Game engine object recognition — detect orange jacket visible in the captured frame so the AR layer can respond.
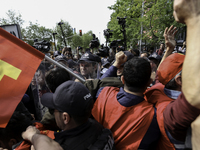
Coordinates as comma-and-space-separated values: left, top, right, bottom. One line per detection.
92, 87, 154, 150
145, 83, 175, 150
15, 122, 55, 150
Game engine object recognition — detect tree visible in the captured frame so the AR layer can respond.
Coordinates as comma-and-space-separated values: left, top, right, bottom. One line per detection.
0, 10, 97, 52
0, 10, 53, 49
54, 20, 73, 48
23, 21, 53, 46
71, 34, 83, 50
107, 0, 186, 50
0, 10, 24, 27
82, 31, 94, 49
0, 10, 26, 40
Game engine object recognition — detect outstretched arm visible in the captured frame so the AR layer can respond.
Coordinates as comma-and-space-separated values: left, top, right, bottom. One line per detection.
100, 51, 127, 79
22, 126, 63, 150
157, 25, 177, 70
173, 1, 200, 149
174, 0, 200, 109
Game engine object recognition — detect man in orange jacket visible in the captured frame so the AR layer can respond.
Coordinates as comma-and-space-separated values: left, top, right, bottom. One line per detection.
145, 5, 200, 148
92, 51, 160, 150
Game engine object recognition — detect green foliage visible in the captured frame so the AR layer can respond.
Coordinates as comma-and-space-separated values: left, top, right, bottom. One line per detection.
54, 20, 73, 47
0, 10, 53, 47
0, 10, 95, 52
23, 22, 53, 46
82, 31, 94, 49
71, 34, 83, 49
107, 0, 186, 49
0, 10, 24, 27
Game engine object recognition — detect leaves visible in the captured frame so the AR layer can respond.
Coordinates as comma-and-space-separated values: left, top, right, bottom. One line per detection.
54, 20, 73, 47
107, 0, 186, 49
0, 10, 24, 27
23, 21, 53, 46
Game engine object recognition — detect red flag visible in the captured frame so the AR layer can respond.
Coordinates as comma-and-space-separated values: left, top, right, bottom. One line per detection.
0, 27, 45, 128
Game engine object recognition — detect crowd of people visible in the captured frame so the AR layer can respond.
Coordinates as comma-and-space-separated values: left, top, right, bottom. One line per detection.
1, 0, 200, 150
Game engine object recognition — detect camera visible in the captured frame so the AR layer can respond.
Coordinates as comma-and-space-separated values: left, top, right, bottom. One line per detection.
117, 17, 126, 26
33, 39, 51, 53
117, 46, 125, 52
104, 29, 113, 39
90, 34, 100, 49
96, 45, 109, 57
110, 39, 123, 48
78, 46, 83, 50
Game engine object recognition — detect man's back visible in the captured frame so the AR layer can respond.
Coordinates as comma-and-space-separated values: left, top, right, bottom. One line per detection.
92, 86, 159, 150
54, 118, 114, 150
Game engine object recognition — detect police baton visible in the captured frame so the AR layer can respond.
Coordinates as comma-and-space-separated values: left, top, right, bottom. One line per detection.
44, 55, 85, 83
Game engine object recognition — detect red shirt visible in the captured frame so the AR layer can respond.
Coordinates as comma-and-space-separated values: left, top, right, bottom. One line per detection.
145, 83, 175, 150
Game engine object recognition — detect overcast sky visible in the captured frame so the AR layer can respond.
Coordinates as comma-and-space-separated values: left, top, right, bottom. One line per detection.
0, 0, 116, 44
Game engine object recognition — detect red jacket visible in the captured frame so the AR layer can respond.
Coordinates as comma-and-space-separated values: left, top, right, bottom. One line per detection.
92, 87, 154, 150
145, 83, 175, 150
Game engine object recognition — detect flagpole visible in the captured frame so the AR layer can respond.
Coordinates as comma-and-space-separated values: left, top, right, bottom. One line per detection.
44, 55, 86, 83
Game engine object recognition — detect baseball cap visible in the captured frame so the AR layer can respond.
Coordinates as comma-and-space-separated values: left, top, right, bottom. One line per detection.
41, 81, 93, 116
124, 51, 134, 61
101, 58, 111, 67
79, 52, 101, 63
55, 55, 68, 62
149, 52, 162, 62
67, 59, 78, 68
157, 53, 185, 85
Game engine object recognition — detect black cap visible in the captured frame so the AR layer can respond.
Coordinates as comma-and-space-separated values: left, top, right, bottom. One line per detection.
55, 55, 68, 62
149, 52, 162, 62
101, 58, 110, 67
67, 59, 78, 68
132, 49, 140, 56
124, 51, 134, 61
79, 52, 101, 63
41, 81, 93, 116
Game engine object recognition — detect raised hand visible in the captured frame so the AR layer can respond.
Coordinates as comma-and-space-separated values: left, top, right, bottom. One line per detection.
163, 25, 178, 49
113, 51, 127, 68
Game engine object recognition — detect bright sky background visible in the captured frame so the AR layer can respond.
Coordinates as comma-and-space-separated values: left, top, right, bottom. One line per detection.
0, 0, 116, 45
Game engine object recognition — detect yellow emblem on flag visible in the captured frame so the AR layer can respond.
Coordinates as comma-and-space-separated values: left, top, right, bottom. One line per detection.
0, 60, 22, 81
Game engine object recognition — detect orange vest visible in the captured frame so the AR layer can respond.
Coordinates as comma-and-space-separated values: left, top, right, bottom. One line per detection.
92, 87, 154, 150
15, 122, 55, 150
145, 83, 175, 150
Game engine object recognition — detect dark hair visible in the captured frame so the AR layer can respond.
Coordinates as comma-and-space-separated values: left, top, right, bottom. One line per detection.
132, 49, 140, 56
150, 58, 160, 67
123, 57, 151, 92
63, 46, 71, 52
45, 67, 71, 93
0, 111, 33, 142
160, 43, 165, 50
